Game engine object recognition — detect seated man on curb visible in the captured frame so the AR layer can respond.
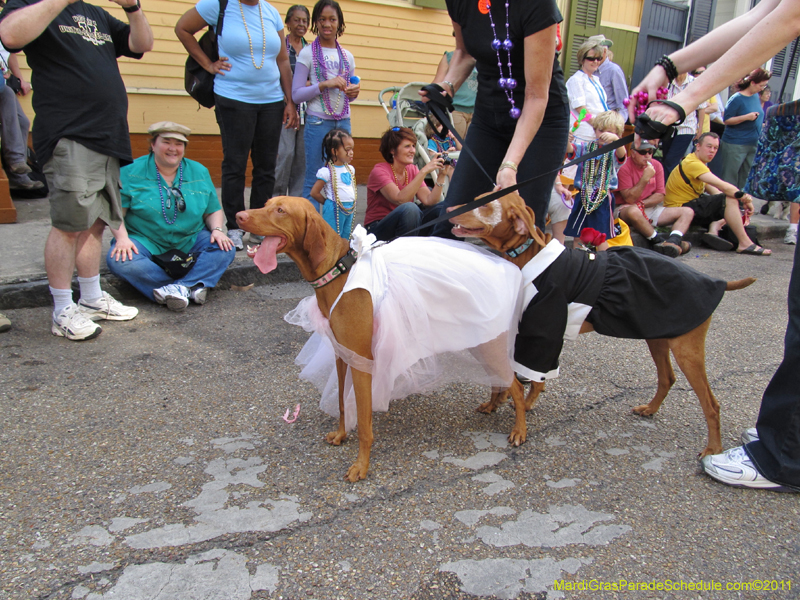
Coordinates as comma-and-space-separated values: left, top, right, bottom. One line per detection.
664, 132, 771, 256
616, 140, 694, 257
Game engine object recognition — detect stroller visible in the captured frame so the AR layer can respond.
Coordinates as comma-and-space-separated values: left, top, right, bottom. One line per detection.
379, 82, 458, 194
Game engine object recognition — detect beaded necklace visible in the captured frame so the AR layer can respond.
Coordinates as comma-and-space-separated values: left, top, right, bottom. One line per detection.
580, 141, 613, 215
239, 0, 266, 70
155, 162, 184, 225
312, 38, 350, 119
483, 0, 520, 119
328, 161, 356, 237
391, 165, 409, 188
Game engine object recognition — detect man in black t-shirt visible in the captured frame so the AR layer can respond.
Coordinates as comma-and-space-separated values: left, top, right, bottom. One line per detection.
0, 0, 153, 340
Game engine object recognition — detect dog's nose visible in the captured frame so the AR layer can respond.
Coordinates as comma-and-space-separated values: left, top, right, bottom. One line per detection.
235, 211, 249, 226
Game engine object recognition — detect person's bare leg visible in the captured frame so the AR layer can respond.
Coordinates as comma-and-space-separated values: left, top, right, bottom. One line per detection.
619, 205, 655, 238
707, 218, 725, 236
551, 219, 566, 244
725, 197, 771, 253
75, 219, 106, 278
657, 206, 694, 235
45, 227, 81, 289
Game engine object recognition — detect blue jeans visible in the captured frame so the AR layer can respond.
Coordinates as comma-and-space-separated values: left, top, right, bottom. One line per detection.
746, 237, 800, 490
302, 114, 351, 209
214, 95, 285, 230
106, 230, 235, 302
660, 133, 694, 179
432, 101, 569, 237
366, 202, 445, 242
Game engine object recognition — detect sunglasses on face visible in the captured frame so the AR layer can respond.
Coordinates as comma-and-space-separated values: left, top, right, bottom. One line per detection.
633, 148, 655, 155
584, 56, 602, 62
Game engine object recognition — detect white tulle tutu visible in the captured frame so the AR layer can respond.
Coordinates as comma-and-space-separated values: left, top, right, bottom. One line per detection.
284, 226, 523, 431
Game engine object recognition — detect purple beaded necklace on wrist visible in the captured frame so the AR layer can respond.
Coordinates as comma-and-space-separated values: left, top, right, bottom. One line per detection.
312, 38, 350, 119
486, 0, 520, 119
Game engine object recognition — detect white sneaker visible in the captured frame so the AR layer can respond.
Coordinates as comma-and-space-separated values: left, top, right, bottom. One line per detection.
741, 427, 759, 445
701, 446, 794, 491
78, 291, 138, 321
189, 286, 208, 305
228, 229, 244, 250
785, 228, 797, 245
52, 304, 102, 341
153, 284, 190, 312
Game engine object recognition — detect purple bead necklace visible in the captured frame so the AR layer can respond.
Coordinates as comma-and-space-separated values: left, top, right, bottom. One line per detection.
487, 1, 520, 119
312, 38, 351, 119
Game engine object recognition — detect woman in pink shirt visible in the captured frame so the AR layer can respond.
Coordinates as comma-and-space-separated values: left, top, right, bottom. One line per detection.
365, 127, 446, 241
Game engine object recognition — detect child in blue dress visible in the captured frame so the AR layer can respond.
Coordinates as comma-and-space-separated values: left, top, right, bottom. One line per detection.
310, 129, 357, 238
564, 110, 627, 250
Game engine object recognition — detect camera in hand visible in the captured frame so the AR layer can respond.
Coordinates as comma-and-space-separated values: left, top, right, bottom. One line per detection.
442, 153, 453, 166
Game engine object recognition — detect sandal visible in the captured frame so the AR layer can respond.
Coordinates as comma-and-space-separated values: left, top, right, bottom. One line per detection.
701, 232, 734, 251
736, 244, 772, 256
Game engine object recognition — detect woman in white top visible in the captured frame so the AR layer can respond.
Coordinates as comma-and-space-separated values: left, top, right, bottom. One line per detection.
565, 39, 608, 142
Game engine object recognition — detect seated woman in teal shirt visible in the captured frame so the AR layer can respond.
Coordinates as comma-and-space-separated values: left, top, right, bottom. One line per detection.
107, 122, 235, 312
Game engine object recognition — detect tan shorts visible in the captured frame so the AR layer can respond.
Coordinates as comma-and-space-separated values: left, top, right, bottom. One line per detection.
43, 138, 123, 232
548, 186, 572, 223
450, 111, 473, 139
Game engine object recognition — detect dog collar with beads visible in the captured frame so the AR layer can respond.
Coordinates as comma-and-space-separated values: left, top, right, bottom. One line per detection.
309, 250, 357, 289
506, 238, 533, 258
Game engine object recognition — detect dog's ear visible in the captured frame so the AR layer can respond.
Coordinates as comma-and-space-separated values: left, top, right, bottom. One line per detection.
507, 205, 530, 236
303, 208, 329, 271
531, 225, 548, 247
509, 202, 548, 247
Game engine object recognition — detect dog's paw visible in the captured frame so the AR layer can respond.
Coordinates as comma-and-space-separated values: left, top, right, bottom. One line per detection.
632, 404, 657, 417
475, 401, 500, 414
326, 430, 347, 446
345, 462, 368, 483
508, 428, 527, 447
698, 445, 722, 458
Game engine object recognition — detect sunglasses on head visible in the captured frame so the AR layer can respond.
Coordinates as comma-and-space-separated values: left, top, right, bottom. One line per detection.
584, 56, 602, 62
391, 127, 401, 132
634, 148, 655, 155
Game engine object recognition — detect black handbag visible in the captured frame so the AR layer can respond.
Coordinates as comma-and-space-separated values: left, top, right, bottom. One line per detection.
152, 249, 199, 279
5, 73, 22, 95
184, 0, 228, 109
1, 53, 22, 95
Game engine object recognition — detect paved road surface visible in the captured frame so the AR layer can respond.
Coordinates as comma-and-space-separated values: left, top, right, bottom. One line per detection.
1, 243, 798, 600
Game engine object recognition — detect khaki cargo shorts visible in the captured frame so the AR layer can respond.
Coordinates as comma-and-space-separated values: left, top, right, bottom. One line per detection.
43, 138, 124, 232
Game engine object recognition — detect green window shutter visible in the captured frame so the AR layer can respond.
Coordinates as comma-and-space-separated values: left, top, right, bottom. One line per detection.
564, 0, 603, 79
414, 0, 447, 9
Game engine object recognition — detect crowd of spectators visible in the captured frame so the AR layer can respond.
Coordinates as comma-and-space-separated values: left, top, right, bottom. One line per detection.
0, 0, 795, 342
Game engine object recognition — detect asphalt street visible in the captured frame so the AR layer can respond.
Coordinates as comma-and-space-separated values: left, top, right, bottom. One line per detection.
1, 236, 799, 600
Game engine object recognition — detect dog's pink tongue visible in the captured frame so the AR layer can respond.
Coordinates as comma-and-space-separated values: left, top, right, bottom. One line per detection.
253, 236, 281, 274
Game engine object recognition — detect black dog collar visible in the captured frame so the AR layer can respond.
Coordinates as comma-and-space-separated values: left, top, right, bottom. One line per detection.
309, 250, 357, 289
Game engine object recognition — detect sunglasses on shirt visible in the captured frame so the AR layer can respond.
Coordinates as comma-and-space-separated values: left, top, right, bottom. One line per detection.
166, 187, 186, 212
